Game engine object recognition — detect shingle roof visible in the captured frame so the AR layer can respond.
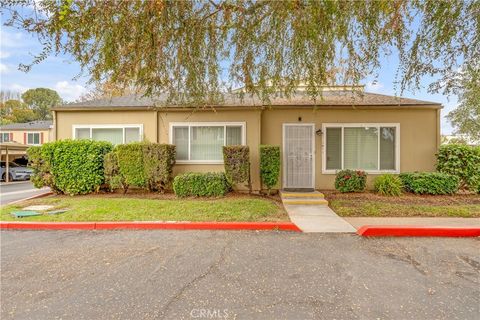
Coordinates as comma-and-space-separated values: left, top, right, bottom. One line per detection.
57, 90, 441, 109
0, 120, 53, 130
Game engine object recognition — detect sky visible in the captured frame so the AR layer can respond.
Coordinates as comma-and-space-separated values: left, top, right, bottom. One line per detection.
0, 16, 458, 135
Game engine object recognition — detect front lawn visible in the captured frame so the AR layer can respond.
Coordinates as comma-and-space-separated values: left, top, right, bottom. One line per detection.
1, 193, 288, 222
324, 191, 480, 218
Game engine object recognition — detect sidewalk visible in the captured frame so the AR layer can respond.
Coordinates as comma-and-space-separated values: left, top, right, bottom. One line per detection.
345, 217, 480, 229
280, 191, 356, 233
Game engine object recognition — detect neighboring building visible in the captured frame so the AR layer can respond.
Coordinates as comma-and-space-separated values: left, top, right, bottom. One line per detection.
0, 120, 53, 146
52, 86, 442, 190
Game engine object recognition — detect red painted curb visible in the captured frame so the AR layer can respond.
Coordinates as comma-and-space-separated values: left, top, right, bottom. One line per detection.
357, 225, 480, 237
0, 221, 301, 232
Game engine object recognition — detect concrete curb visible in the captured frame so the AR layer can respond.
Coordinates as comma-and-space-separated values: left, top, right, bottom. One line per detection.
357, 225, 480, 237
0, 221, 302, 232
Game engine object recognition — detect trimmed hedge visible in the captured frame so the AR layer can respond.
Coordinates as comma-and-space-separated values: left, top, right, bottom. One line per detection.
436, 144, 480, 191
115, 143, 146, 188
260, 145, 280, 195
27, 140, 113, 195
144, 144, 176, 192
374, 174, 403, 196
399, 172, 459, 195
223, 145, 251, 191
334, 170, 367, 193
104, 151, 126, 192
173, 172, 230, 197
104, 143, 176, 193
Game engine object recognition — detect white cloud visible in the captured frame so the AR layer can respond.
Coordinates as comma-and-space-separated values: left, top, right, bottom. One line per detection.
0, 50, 11, 59
54, 81, 87, 102
0, 29, 25, 48
0, 63, 8, 74
366, 81, 384, 93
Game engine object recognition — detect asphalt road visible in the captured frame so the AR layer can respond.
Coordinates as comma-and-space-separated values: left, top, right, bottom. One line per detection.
1, 231, 479, 320
0, 181, 50, 205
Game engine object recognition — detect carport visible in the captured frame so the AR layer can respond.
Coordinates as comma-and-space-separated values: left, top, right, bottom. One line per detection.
0, 142, 30, 183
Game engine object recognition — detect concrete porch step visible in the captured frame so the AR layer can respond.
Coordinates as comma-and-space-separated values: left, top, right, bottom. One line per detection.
280, 191, 328, 205
282, 199, 329, 205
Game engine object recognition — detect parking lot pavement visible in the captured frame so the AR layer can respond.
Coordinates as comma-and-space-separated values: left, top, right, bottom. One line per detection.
0, 181, 50, 205
1, 231, 479, 320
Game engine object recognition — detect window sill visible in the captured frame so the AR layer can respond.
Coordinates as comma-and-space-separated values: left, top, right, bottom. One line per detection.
322, 170, 400, 175
175, 160, 224, 165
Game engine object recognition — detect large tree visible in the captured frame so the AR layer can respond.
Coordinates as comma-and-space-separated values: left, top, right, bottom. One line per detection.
0, 99, 36, 124
21, 88, 62, 120
2, 0, 479, 105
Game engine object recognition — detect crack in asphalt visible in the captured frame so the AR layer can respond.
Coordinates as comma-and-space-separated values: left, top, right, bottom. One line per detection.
157, 238, 232, 319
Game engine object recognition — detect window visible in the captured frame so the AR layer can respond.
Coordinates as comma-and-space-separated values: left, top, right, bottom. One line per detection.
0, 133, 10, 143
323, 124, 399, 173
170, 122, 245, 163
27, 133, 40, 145
73, 125, 142, 145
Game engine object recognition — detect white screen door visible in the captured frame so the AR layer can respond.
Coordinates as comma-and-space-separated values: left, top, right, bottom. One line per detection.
283, 124, 315, 189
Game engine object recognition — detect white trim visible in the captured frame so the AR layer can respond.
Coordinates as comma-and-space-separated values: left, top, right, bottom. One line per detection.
321, 123, 400, 174
282, 123, 316, 189
26, 131, 42, 145
169, 122, 246, 164
0, 132, 11, 143
72, 124, 144, 144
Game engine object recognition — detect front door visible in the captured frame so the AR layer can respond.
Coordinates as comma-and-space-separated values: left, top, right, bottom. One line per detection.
283, 124, 315, 190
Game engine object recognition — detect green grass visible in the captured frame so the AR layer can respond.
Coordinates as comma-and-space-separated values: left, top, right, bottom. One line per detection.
1, 196, 288, 222
330, 200, 480, 218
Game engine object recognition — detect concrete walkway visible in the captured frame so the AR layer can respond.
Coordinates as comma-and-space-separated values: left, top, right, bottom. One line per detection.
345, 217, 480, 229
280, 191, 356, 233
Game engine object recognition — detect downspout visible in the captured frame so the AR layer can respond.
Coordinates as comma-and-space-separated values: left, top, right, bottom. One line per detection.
154, 110, 159, 143
52, 110, 57, 141
436, 107, 441, 149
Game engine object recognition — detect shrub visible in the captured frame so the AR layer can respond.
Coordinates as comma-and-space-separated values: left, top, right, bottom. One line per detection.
223, 145, 251, 192
436, 144, 480, 191
28, 140, 113, 195
399, 172, 459, 195
334, 170, 367, 193
173, 172, 230, 197
104, 151, 126, 192
374, 174, 403, 196
115, 143, 147, 189
259, 145, 280, 195
143, 144, 176, 192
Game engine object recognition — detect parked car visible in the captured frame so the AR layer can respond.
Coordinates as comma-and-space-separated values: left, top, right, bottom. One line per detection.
0, 162, 33, 181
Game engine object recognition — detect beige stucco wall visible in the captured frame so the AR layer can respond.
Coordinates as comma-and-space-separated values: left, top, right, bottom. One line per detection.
158, 109, 262, 191
55, 110, 159, 142
261, 107, 440, 189
54, 105, 440, 191
0, 129, 52, 145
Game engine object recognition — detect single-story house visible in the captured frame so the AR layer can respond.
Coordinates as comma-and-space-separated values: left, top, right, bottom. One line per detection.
52, 86, 441, 191
0, 120, 53, 146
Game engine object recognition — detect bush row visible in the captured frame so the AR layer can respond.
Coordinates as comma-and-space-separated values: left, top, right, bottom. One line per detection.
173, 172, 230, 197
28, 140, 113, 195
436, 144, 480, 192
105, 143, 176, 193
335, 171, 460, 195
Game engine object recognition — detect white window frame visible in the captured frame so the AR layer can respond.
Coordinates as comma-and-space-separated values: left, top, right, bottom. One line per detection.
27, 132, 41, 145
72, 124, 144, 144
169, 122, 247, 164
322, 123, 400, 174
0, 132, 10, 143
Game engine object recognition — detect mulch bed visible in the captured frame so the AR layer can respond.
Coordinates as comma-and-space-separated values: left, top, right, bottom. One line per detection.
322, 190, 480, 206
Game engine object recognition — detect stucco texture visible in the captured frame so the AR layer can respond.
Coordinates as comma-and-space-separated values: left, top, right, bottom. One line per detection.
54, 106, 440, 191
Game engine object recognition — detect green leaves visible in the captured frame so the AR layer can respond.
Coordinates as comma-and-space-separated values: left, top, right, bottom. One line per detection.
259, 145, 280, 195
28, 140, 113, 195
374, 174, 403, 196
173, 172, 230, 197
436, 144, 480, 191
335, 170, 367, 193
4, 1, 478, 104
223, 145, 250, 190
399, 172, 459, 195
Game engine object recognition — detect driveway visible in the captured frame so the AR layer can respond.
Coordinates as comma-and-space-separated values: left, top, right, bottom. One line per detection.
1, 231, 478, 319
0, 181, 50, 205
